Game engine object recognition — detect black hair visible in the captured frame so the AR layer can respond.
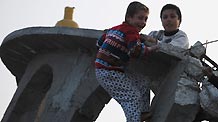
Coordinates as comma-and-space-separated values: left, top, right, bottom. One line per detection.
125, 1, 149, 22
160, 4, 182, 24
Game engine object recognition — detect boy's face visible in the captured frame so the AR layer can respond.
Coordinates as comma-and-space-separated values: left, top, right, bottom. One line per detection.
127, 10, 149, 32
161, 9, 180, 32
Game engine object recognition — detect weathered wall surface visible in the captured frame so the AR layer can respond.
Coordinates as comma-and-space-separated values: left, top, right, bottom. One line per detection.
1, 27, 217, 122
0, 27, 111, 122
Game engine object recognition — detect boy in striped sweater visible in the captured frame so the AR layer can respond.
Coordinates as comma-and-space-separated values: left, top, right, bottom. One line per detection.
95, 1, 158, 122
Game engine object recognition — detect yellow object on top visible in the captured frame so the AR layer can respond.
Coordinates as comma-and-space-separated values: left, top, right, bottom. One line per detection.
56, 7, 79, 28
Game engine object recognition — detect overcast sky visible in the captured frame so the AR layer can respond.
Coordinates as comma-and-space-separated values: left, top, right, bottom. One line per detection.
0, 0, 218, 121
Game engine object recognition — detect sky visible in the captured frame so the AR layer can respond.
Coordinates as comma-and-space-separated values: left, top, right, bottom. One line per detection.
0, 0, 218, 121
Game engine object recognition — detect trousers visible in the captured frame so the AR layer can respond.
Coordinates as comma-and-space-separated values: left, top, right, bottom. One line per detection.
95, 68, 150, 122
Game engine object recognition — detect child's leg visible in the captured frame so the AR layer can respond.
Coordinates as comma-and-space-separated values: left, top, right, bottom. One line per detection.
127, 72, 151, 112
95, 69, 143, 122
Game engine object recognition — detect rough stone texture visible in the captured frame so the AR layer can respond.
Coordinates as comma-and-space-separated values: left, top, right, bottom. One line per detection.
200, 79, 218, 118
0, 27, 103, 83
149, 56, 199, 122
190, 41, 206, 59
0, 27, 110, 122
0, 27, 218, 122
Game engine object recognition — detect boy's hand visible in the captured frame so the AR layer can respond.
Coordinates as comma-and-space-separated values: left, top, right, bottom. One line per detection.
140, 34, 157, 44
147, 36, 157, 44
147, 45, 159, 52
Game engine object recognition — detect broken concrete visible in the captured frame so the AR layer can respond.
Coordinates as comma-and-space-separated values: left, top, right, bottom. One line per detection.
0, 27, 217, 122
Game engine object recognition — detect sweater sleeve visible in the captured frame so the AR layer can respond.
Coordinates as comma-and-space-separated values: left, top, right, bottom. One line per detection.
208, 74, 218, 88
96, 33, 106, 49
126, 31, 149, 58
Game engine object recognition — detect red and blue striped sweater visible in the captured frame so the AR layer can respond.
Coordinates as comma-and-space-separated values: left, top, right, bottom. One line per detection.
95, 22, 149, 72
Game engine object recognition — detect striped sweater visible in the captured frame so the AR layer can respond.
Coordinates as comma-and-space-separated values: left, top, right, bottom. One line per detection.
95, 22, 149, 72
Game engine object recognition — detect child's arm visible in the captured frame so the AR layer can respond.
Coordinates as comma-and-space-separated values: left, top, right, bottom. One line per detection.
140, 34, 157, 44
147, 45, 159, 52
128, 41, 158, 58
126, 30, 158, 58
96, 33, 106, 50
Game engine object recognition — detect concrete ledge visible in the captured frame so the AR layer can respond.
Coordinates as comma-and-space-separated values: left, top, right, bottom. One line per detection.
0, 27, 103, 83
